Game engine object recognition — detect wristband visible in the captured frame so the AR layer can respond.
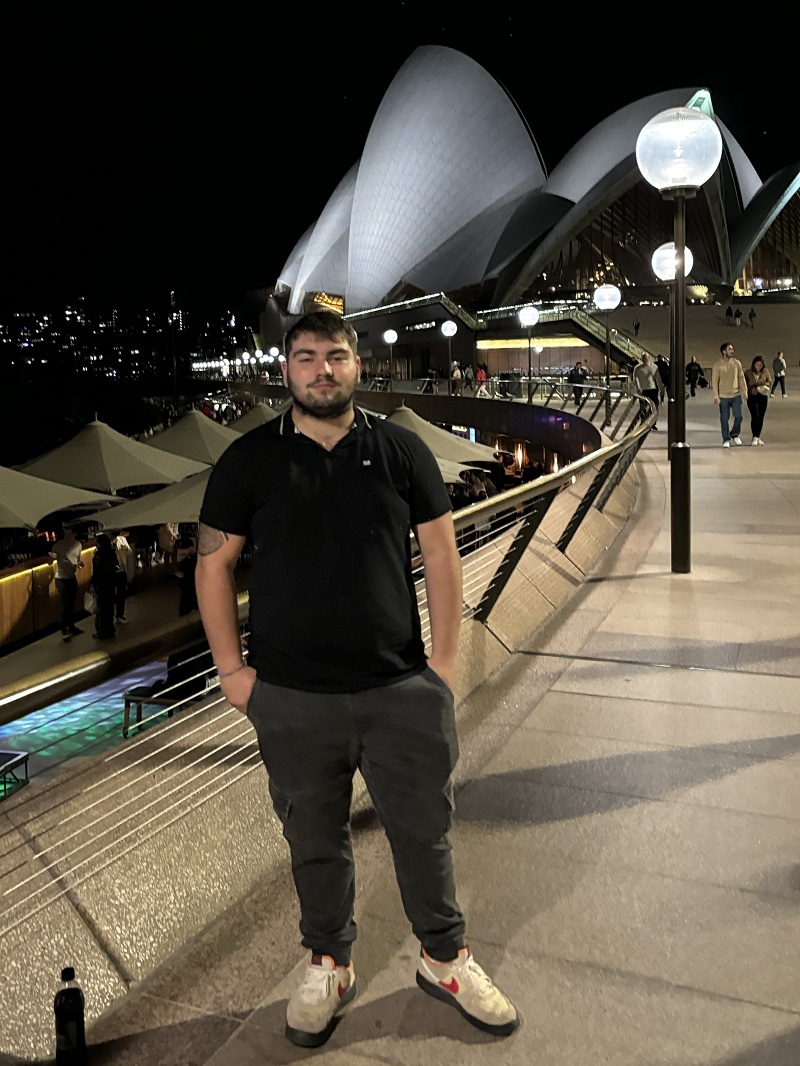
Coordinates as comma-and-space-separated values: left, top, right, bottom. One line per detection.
218, 661, 247, 679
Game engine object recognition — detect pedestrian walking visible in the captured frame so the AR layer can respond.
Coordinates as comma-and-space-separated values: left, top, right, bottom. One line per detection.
748, 307, 757, 330
475, 365, 489, 397
771, 350, 787, 396
463, 363, 474, 392
655, 353, 670, 402
734, 308, 742, 327
633, 318, 640, 337
725, 305, 733, 327
685, 355, 704, 397
196, 310, 519, 1049
90, 533, 119, 640
632, 352, 661, 429
566, 361, 588, 405
48, 525, 85, 642
744, 355, 771, 445
712, 341, 748, 447
111, 530, 132, 623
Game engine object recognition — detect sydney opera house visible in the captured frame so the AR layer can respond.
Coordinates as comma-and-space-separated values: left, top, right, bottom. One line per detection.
253, 45, 800, 377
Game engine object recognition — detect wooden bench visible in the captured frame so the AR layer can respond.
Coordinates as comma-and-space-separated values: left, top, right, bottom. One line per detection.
0, 750, 29, 797
122, 691, 179, 738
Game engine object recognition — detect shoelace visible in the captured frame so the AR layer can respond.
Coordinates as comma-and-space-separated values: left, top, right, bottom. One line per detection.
458, 958, 496, 999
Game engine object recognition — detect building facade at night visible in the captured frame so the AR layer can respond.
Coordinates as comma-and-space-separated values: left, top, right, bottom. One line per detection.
254, 45, 800, 368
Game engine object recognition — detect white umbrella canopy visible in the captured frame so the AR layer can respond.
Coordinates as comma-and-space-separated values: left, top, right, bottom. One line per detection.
82, 460, 467, 528
17, 420, 208, 495
0, 465, 120, 531
387, 403, 501, 463
145, 410, 240, 464
229, 403, 280, 434
436, 458, 473, 485
81, 470, 212, 530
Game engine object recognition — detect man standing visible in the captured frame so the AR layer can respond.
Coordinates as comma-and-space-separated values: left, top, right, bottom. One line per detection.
49, 525, 84, 642
567, 360, 588, 404
196, 311, 518, 1049
655, 353, 670, 403
771, 350, 787, 397
712, 341, 748, 447
632, 352, 661, 430
685, 356, 705, 397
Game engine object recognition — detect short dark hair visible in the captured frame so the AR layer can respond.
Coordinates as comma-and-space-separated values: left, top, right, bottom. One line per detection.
283, 312, 358, 357
720, 342, 732, 354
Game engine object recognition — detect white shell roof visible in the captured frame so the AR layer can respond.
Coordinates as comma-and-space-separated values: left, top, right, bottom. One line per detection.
345, 45, 546, 311
272, 50, 791, 310
544, 89, 701, 203
288, 164, 359, 314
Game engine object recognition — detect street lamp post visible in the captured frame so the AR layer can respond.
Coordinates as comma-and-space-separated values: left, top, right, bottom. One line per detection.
441, 320, 457, 395
535, 345, 544, 375
383, 329, 398, 393
652, 241, 695, 449
637, 105, 723, 573
593, 283, 621, 427
518, 305, 540, 402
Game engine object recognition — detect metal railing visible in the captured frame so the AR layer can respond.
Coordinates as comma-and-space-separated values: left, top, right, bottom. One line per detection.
0, 381, 656, 947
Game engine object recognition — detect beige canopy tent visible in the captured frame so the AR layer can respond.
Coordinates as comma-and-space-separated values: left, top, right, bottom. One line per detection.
387, 403, 502, 463
81, 470, 212, 530
17, 420, 208, 495
436, 458, 474, 485
229, 403, 280, 434
0, 465, 119, 531
145, 410, 240, 464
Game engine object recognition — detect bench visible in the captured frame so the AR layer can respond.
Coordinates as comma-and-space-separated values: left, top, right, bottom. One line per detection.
122, 691, 179, 737
0, 750, 29, 798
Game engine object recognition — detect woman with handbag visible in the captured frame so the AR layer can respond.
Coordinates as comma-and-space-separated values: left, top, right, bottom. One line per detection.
90, 533, 120, 639
744, 355, 772, 446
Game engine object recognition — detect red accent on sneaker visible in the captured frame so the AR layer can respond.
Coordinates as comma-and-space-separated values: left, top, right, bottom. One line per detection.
439, 977, 459, 994
338, 981, 349, 998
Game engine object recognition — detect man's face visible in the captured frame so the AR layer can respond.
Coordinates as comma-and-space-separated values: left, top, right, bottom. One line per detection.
63, 528, 75, 541
283, 331, 361, 419
723, 344, 734, 359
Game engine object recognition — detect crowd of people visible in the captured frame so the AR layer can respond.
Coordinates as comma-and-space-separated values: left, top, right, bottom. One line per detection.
631, 342, 788, 448
46, 520, 200, 642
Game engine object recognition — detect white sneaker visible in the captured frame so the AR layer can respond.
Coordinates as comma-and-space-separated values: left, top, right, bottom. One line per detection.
416, 947, 520, 1036
722, 440, 731, 448
751, 438, 759, 446
285, 955, 356, 1048
732, 436, 743, 446
757, 437, 765, 445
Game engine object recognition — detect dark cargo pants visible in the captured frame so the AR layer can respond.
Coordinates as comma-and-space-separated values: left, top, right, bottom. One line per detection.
246, 666, 465, 965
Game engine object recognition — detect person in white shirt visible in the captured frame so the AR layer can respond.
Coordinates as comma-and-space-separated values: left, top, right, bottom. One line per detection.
49, 525, 85, 642
632, 353, 661, 430
111, 531, 133, 624
770, 351, 787, 397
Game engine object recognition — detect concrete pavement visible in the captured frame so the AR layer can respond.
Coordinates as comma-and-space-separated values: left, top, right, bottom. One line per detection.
49, 370, 800, 1065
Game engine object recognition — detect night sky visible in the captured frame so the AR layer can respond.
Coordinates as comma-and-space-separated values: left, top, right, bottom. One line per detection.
3, 10, 797, 316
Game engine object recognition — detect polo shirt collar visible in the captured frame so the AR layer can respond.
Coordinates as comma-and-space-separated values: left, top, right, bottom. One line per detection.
278, 405, 373, 438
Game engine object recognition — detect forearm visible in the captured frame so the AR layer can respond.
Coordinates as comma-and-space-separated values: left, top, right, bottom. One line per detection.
195, 560, 244, 672
423, 549, 463, 665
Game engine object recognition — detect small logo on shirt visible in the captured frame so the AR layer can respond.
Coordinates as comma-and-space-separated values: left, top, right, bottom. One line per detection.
362, 460, 371, 466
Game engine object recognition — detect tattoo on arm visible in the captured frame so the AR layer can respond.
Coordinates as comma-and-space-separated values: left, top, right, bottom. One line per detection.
198, 524, 231, 556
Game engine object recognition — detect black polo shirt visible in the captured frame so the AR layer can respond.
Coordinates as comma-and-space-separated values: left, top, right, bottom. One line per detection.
199, 406, 452, 692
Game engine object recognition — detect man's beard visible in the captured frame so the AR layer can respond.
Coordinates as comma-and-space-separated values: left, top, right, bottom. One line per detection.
287, 375, 357, 419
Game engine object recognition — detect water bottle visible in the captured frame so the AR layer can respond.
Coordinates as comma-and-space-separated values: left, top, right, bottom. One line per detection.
54, 966, 87, 1064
